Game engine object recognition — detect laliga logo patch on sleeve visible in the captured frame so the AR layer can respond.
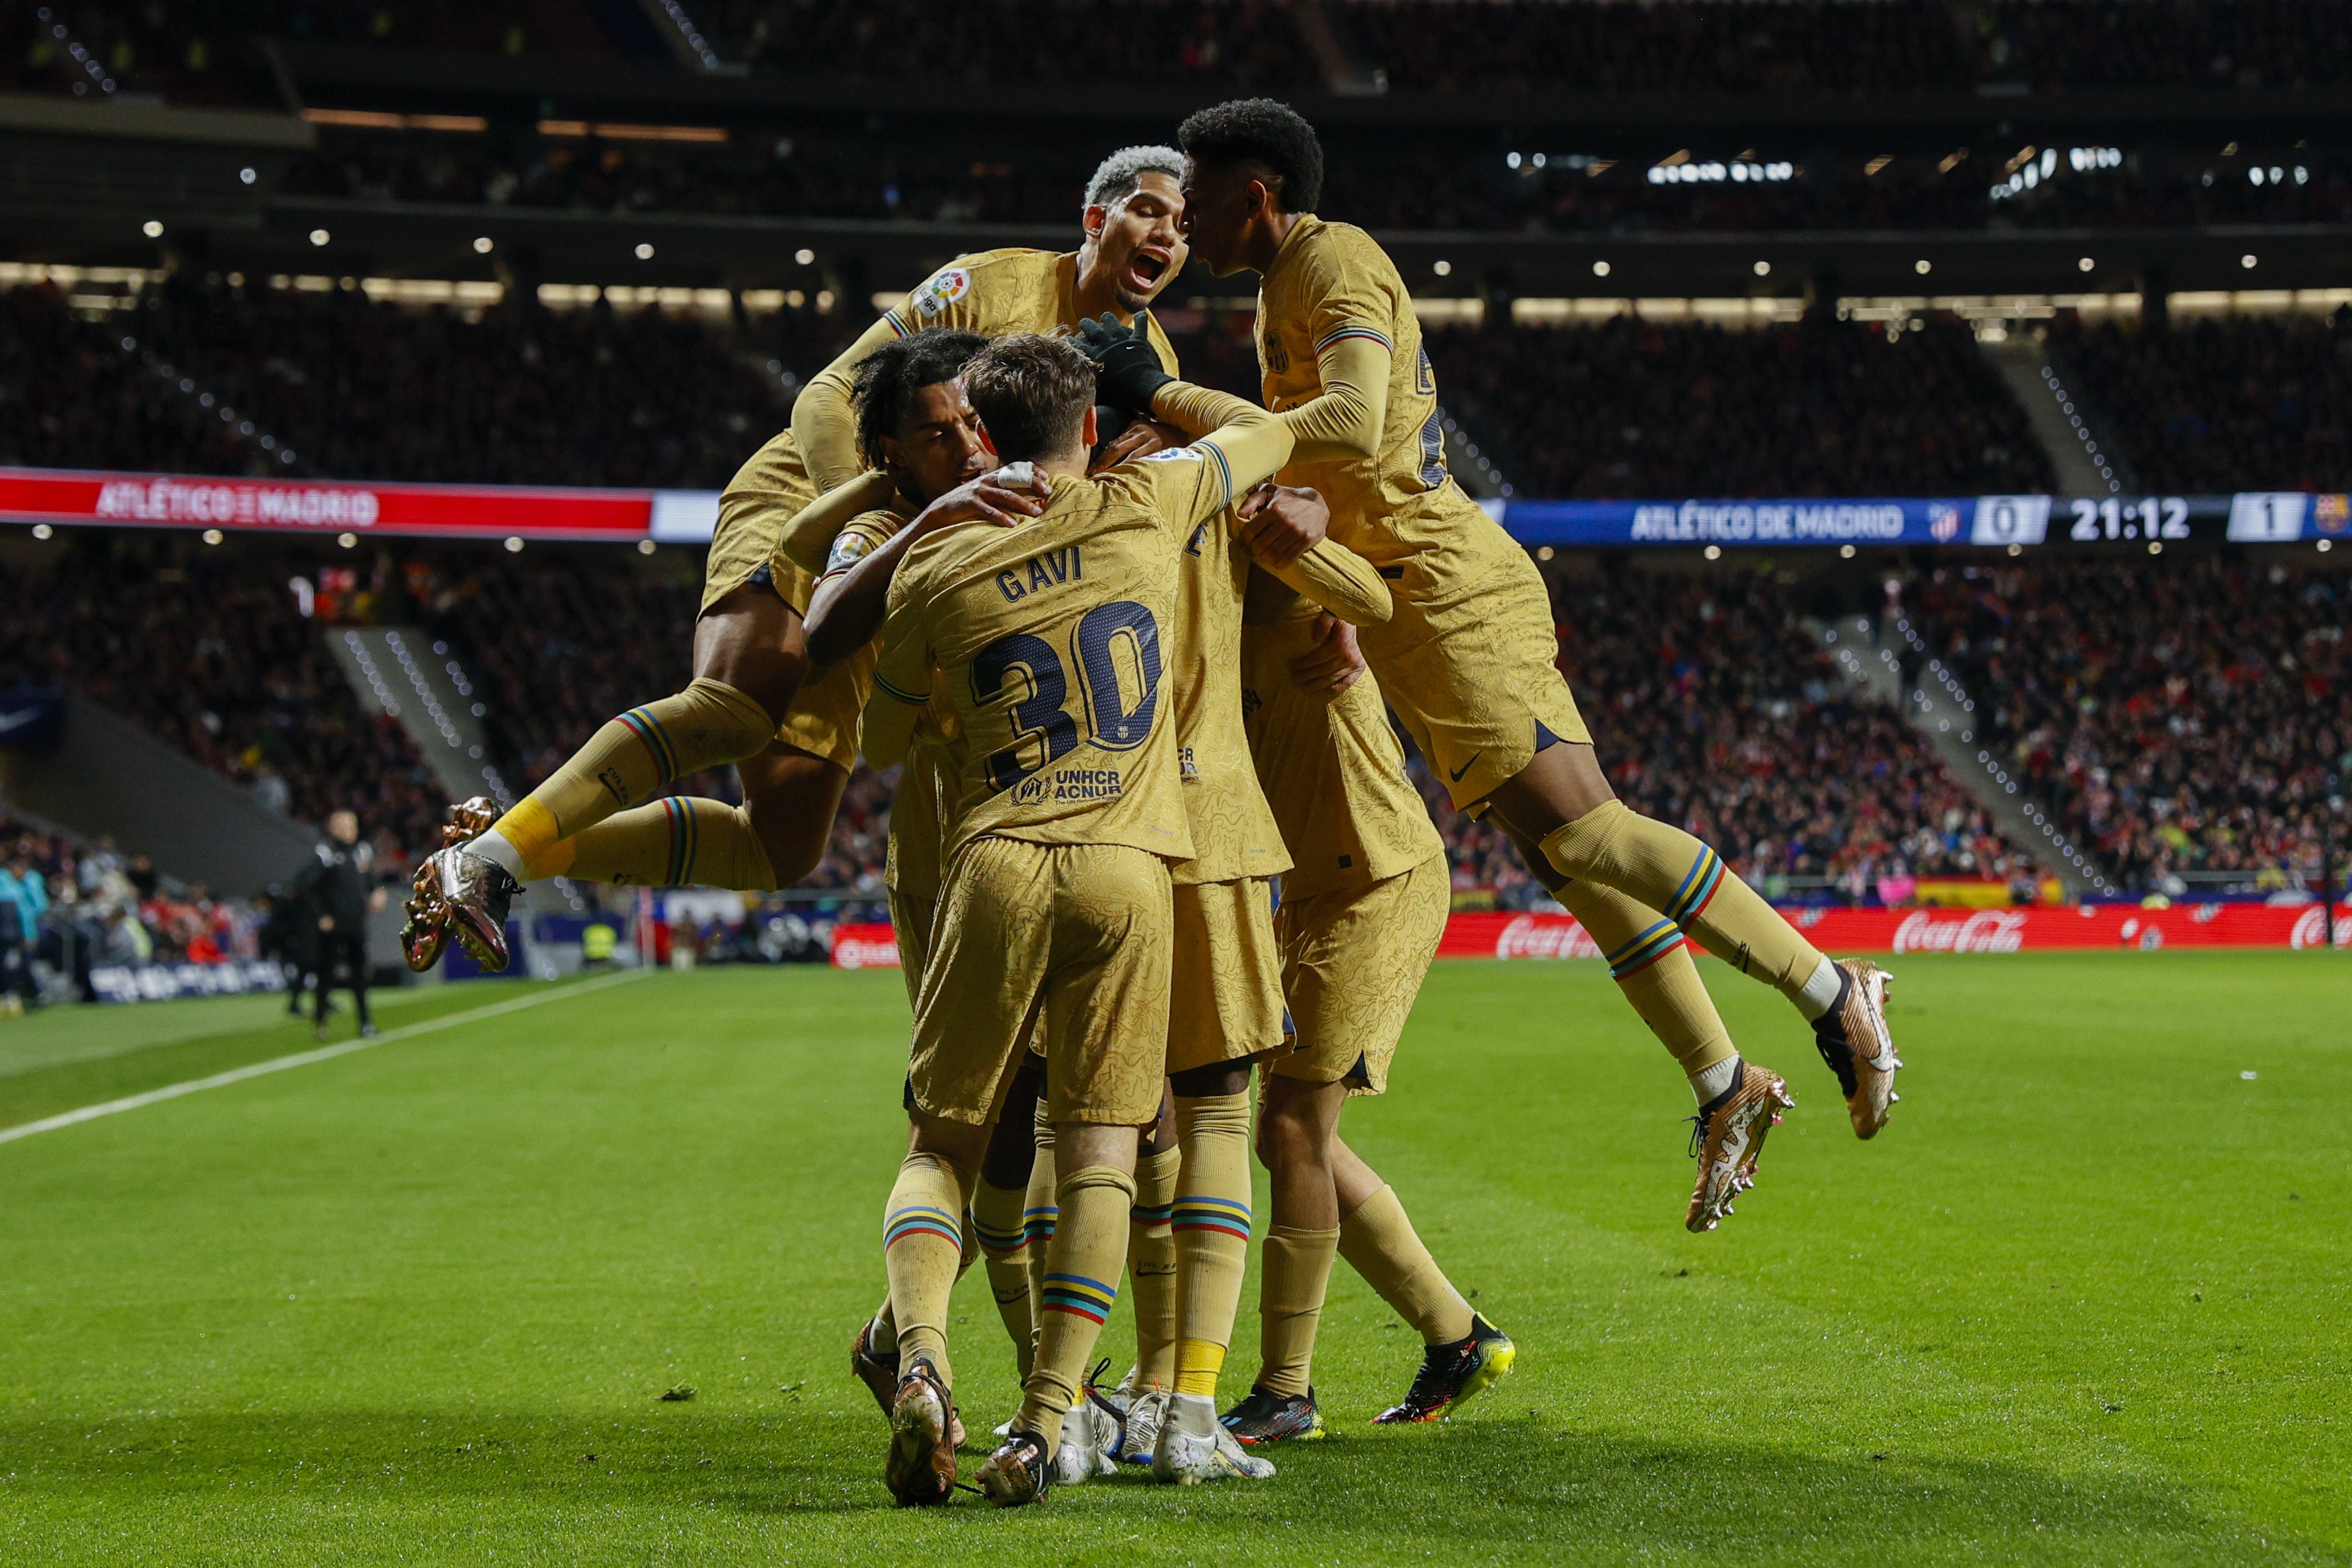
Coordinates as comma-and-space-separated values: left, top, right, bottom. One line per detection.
1138, 447, 1202, 464
824, 531, 875, 575
914, 267, 972, 318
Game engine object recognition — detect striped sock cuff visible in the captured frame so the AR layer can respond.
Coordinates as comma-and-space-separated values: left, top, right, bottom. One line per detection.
1606, 917, 1686, 980
883, 1204, 962, 1250
1665, 845, 1727, 926
1171, 1195, 1252, 1240
1129, 1200, 1174, 1228
617, 705, 679, 783
971, 1213, 1029, 1257
1022, 1205, 1059, 1245
1040, 1271, 1118, 1324
658, 795, 699, 888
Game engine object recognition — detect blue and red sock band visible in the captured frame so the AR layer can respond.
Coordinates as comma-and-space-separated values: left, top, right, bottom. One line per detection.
883, 1204, 962, 1250
1665, 845, 1727, 927
1606, 917, 1686, 980
617, 705, 679, 784
1040, 1271, 1118, 1324
1171, 1195, 1251, 1241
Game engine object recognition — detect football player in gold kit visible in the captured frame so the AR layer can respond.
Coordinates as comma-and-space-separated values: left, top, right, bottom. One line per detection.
400, 146, 1190, 972
858, 333, 1343, 1506
1138, 100, 1903, 1233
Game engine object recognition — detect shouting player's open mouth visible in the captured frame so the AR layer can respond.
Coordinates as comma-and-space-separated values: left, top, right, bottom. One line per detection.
1124, 245, 1174, 297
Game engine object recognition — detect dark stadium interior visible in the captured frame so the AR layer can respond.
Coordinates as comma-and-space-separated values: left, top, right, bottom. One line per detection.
2, 0, 2347, 977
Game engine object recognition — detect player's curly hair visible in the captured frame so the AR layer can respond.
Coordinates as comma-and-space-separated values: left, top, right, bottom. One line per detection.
963, 333, 1097, 463
850, 327, 987, 470
1176, 97, 1323, 214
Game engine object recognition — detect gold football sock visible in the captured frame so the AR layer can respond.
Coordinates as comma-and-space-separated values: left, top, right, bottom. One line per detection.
1022, 1101, 1057, 1364
1171, 1091, 1254, 1399
1127, 1144, 1181, 1390
536, 796, 778, 890
1553, 879, 1737, 1083
1257, 1223, 1340, 1399
1542, 801, 1826, 1015
1014, 1164, 1135, 1453
1339, 1184, 1474, 1346
971, 1175, 1036, 1380
883, 1151, 969, 1388
474, 678, 775, 881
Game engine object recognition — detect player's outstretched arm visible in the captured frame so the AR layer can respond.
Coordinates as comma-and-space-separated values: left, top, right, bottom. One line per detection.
777, 471, 898, 576
1277, 333, 1390, 463
789, 313, 912, 493
804, 471, 1050, 669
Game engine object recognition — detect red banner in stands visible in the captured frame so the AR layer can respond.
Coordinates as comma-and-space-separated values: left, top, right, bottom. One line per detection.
830, 903, 2351, 970
0, 465, 657, 541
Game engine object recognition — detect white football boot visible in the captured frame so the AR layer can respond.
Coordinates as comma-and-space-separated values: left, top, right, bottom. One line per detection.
1151, 1392, 1275, 1484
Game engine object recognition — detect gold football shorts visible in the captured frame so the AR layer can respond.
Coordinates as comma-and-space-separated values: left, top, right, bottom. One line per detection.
1165, 875, 1289, 1076
1270, 853, 1450, 1096
886, 885, 936, 1012
1362, 546, 1588, 814
908, 834, 1172, 1127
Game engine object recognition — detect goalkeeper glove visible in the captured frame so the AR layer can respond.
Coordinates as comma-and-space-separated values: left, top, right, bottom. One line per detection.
1075, 311, 1173, 415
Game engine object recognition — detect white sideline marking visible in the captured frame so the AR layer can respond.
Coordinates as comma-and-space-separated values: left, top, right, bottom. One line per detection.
0, 969, 651, 1148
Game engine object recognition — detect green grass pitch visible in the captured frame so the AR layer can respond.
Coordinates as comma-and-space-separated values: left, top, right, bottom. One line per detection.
0, 952, 2344, 1566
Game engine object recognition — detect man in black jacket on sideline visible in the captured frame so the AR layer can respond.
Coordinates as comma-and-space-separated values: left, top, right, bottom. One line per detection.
293, 811, 386, 1041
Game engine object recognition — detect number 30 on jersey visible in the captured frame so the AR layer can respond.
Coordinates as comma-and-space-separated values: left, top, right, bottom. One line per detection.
971, 600, 1163, 793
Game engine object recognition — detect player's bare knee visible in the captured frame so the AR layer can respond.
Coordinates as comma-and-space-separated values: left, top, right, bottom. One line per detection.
1170, 1059, 1253, 1101
693, 587, 807, 725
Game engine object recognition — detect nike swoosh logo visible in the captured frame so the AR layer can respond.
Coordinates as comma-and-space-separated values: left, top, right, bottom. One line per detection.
1447, 752, 1482, 783
0, 709, 43, 734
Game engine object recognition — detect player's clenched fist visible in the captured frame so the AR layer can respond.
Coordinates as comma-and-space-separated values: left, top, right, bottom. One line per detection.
1236, 481, 1330, 568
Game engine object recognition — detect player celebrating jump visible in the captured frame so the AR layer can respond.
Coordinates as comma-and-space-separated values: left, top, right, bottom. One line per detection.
1081, 99, 1903, 1233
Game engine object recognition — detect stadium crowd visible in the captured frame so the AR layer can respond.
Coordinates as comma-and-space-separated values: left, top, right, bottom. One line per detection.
1431, 568, 2038, 909
1, 278, 815, 487
2051, 311, 2352, 495
1914, 558, 2351, 896
0, 810, 264, 1008
1425, 312, 2055, 499
0, 533, 448, 863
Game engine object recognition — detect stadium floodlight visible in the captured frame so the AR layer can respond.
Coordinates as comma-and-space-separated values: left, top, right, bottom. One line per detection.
1434, 259, 1452, 277
1754, 261, 1771, 277
2242, 254, 2258, 269
795, 248, 815, 265
1840, 544, 1856, 558
474, 237, 494, 254
31, 523, 52, 540
202, 529, 223, 546
1593, 260, 1611, 277
337, 532, 357, 548
309, 229, 330, 246
635, 243, 655, 260
239, 166, 257, 184
1915, 259, 1932, 275
142, 220, 163, 238
505, 537, 526, 553
2078, 257, 2095, 272
638, 540, 658, 556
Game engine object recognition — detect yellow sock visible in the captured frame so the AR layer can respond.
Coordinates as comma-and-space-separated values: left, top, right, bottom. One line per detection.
1021, 1102, 1057, 1368
1542, 801, 1825, 1011
1127, 1145, 1181, 1390
1338, 1185, 1474, 1346
1014, 1164, 1135, 1453
1257, 1224, 1340, 1399
883, 1151, 969, 1387
970, 1176, 1035, 1381
1171, 1091, 1252, 1400
1553, 879, 1737, 1081
482, 678, 775, 879
544, 796, 777, 889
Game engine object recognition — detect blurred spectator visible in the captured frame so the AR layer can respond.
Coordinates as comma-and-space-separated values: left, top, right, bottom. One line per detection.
1915, 557, 2352, 895
1427, 312, 2055, 499
2052, 310, 2352, 494
0, 813, 266, 1002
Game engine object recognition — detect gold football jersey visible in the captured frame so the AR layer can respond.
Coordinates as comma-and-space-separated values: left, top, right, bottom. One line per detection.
1242, 600, 1445, 901
1164, 507, 1292, 887
872, 437, 1274, 863
1255, 216, 1499, 565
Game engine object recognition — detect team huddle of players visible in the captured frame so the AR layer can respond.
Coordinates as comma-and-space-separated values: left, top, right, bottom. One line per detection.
399, 100, 1904, 1508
